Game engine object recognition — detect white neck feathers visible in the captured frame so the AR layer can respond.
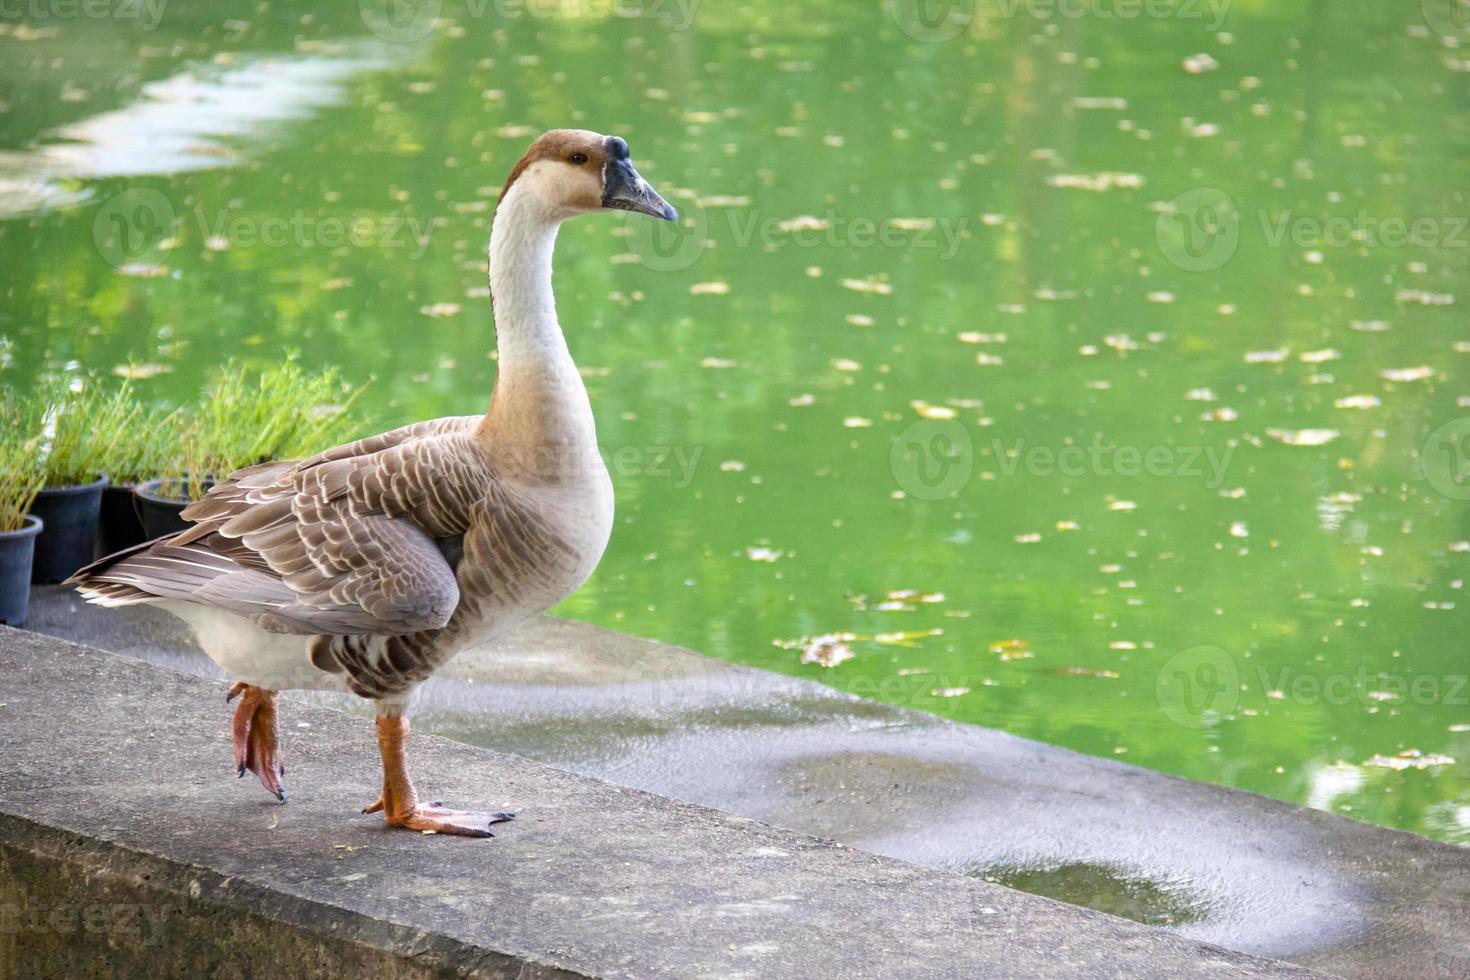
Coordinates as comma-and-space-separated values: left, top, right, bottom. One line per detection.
483, 174, 598, 475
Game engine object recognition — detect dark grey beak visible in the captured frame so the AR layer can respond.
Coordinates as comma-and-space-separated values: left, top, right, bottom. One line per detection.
601, 135, 677, 222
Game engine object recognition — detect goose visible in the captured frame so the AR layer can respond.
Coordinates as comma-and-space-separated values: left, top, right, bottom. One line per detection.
68, 129, 677, 837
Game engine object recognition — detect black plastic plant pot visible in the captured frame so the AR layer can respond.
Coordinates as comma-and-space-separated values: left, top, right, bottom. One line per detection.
0, 515, 44, 626
28, 476, 108, 584
96, 482, 148, 558
134, 479, 211, 540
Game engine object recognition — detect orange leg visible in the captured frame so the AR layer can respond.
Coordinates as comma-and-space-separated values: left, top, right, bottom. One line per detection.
362, 716, 514, 837
227, 682, 286, 802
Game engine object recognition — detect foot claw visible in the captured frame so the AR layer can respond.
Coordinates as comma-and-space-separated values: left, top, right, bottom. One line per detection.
389, 806, 515, 838
228, 684, 286, 802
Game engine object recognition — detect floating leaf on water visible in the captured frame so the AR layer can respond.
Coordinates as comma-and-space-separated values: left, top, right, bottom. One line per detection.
910, 400, 957, 420
700, 195, 751, 208
112, 362, 173, 380
1395, 290, 1454, 306
777, 215, 829, 232
117, 263, 169, 278
874, 628, 944, 646
1051, 666, 1121, 679
989, 639, 1032, 660
800, 635, 853, 668
1244, 348, 1288, 364
840, 276, 892, 295
1360, 751, 1456, 771
1046, 173, 1144, 191
1182, 52, 1220, 73
1267, 428, 1339, 447
1379, 366, 1433, 382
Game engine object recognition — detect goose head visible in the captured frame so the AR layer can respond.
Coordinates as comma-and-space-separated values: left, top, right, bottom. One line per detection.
500, 129, 677, 224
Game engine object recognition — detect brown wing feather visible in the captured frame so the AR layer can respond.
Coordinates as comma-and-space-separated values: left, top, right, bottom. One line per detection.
71, 417, 487, 637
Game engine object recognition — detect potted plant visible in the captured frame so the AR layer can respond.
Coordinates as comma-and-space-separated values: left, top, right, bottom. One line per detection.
134, 359, 366, 537
133, 416, 215, 539
92, 385, 178, 555
24, 379, 122, 583
0, 430, 46, 626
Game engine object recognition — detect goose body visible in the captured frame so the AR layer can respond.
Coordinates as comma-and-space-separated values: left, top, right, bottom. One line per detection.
69, 130, 677, 834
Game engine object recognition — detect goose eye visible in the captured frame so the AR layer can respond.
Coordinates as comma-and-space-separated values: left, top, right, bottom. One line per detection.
570, 153, 588, 165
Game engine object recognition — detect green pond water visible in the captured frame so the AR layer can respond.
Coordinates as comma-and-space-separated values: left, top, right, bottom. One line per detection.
2, 1, 1468, 844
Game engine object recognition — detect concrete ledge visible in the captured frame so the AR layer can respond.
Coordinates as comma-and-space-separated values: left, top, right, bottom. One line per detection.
0, 626, 1319, 978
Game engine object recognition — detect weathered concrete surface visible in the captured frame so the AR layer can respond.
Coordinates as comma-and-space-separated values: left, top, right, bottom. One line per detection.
0, 627, 1322, 980
24, 588, 1470, 978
